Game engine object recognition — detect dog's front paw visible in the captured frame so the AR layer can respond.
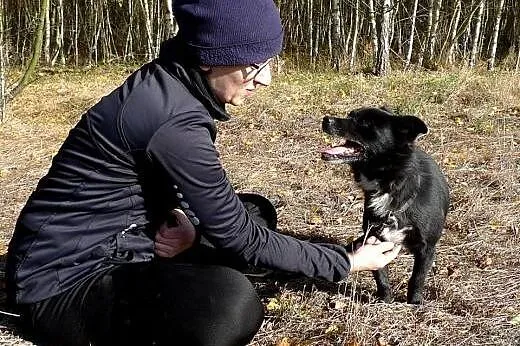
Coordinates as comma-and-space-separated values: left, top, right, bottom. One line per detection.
407, 293, 423, 305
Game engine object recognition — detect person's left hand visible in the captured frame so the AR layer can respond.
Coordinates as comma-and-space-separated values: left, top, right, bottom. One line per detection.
154, 209, 197, 258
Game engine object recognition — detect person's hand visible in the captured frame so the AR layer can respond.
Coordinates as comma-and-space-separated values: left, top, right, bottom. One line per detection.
154, 209, 197, 258
347, 236, 402, 272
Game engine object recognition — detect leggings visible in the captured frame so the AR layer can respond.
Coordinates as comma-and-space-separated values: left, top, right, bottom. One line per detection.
18, 253, 264, 346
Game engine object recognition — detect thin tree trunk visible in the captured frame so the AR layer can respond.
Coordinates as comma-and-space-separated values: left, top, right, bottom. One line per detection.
426, 0, 442, 67
405, 0, 419, 68
139, 0, 154, 61
375, 0, 392, 76
419, 0, 434, 67
74, 0, 79, 66
9, 0, 50, 99
51, 0, 65, 66
516, 45, 520, 72
368, 0, 378, 70
349, 0, 360, 71
443, 0, 462, 66
331, 0, 341, 70
308, 0, 314, 66
344, 8, 353, 58
0, 0, 6, 122
469, 0, 485, 68
165, 0, 177, 37
313, 0, 321, 59
487, 0, 505, 71
43, 0, 51, 64
125, 0, 134, 60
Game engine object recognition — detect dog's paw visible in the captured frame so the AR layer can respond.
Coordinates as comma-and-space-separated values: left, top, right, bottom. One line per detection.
406, 294, 423, 305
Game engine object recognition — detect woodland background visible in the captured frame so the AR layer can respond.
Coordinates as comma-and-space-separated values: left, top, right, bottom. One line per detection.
0, 1, 519, 345
1, 0, 520, 118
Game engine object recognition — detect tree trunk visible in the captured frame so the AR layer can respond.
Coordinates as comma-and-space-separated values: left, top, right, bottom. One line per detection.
419, 0, 434, 67
425, 0, 443, 68
43, 0, 51, 64
51, 0, 65, 66
368, 0, 378, 70
469, 0, 485, 68
308, 0, 314, 66
487, 0, 505, 71
165, 0, 177, 37
375, 0, 392, 76
405, 0, 419, 68
74, 0, 79, 66
349, 0, 359, 71
516, 44, 520, 72
331, 0, 341, 70
0, 0, 6, 122
443, 0, 462, 66
8, 0, 50, 100
139, 0, 154, 61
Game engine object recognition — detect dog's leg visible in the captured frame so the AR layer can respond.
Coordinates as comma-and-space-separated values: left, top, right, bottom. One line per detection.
407, 245, 435, 304
372, 267, 392, 303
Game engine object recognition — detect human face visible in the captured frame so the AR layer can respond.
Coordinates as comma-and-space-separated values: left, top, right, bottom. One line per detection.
202, 59, 272, 106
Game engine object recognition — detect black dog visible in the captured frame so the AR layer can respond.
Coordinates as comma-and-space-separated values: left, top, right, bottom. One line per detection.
321, 107, 449, 304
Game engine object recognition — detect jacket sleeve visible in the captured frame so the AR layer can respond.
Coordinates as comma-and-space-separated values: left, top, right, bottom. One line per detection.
146, 114, 351, 282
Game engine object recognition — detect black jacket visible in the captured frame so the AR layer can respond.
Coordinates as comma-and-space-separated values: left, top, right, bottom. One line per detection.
7, 39, 351, 305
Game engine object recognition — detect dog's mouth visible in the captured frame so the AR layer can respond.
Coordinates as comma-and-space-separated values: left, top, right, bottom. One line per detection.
320, 138, 365, 163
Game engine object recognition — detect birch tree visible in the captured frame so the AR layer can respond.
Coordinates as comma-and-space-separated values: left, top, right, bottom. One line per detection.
43, 0, 51, 64
51, 0, 65, 66
331, 0, 341, 70
349, 0, 360, 71
368, 0, 378, 70
425, 0, 443, 67
8, 0, 50, 99
487, 0, 505, 71
375, 0, 392, 76
405, 0, 419, 68
469, 0, 485, 67
165, 0, 177, 37
442, 0, 462, 66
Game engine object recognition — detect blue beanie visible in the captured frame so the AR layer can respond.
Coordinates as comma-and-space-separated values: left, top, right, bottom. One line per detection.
173, 0, 284, 66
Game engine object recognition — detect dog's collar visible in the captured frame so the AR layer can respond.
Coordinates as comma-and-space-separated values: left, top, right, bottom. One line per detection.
394, 192, 418, 214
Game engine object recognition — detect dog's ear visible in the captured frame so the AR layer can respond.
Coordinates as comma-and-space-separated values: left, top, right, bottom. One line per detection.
396, 116, 429, 142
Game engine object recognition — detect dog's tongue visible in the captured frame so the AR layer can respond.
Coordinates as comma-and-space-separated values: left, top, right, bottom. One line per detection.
320, 146, 355, 155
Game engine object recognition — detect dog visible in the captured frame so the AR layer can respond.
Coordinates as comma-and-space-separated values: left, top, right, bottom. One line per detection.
321, 107, 449, 304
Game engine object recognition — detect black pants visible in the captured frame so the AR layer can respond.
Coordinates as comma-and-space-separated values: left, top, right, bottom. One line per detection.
16, 194, 277, 346
19, 256, 263, 346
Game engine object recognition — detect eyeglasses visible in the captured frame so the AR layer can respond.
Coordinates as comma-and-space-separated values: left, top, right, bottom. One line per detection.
244, 58, 272, 82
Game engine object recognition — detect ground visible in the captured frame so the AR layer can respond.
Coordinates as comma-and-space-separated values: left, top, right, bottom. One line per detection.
0, 66, 519, 345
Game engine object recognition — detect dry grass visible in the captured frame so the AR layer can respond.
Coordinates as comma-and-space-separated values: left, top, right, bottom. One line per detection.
0, 66, 519, 345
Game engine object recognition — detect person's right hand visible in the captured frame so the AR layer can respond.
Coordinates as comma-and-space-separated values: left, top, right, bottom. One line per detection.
154, 209, 197, 258
346, 236, 402, 272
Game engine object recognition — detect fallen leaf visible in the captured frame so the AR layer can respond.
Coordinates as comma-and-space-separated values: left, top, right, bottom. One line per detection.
344, 338, 360, 346
333, 299, 348, 310
511, 314, 520, 325
325, 324, 339, 334
276, 337, 292, 346
266, 297, 281, 312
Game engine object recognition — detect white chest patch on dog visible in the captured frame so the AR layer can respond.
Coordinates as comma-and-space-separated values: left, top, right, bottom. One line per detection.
379, 224, 412, 244
368, 193, 392, 217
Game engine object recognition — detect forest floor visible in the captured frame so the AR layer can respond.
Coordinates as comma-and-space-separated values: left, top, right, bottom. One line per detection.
0, 65, 519, 345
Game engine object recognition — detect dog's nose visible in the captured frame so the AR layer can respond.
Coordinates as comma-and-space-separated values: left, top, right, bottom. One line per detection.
322, 116, 334, 130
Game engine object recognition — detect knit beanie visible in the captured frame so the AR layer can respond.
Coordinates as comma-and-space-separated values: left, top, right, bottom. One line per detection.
173, 0, 284, 66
